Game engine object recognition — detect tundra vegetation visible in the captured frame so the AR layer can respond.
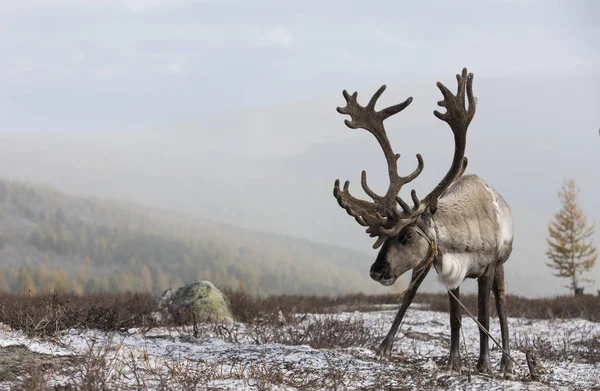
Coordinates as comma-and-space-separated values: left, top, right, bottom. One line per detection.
0, 289, 598, 390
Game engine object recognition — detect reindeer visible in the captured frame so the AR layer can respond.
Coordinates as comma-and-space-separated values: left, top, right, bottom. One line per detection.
332, 68, 514, 377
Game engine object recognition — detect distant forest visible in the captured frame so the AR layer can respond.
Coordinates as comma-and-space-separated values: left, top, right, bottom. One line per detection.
0, 179, 385, 297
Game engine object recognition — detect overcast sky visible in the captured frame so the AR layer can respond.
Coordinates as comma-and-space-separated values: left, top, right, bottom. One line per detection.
1, 0, 598, 134
0, 0, 599, 296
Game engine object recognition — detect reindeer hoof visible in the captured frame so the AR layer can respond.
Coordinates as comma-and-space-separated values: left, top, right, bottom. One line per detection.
375, 338, 393, 360
500, 356, 515, 380
476, 358, 493, 375
446, 355, 462, 374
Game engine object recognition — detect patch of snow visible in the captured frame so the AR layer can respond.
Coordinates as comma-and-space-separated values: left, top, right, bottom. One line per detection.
0, 305, 598, 390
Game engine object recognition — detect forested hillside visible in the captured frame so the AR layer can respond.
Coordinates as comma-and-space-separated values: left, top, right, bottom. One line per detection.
0, 179, 387, 296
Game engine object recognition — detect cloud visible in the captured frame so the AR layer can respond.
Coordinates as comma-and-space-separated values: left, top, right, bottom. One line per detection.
124, 0, 169, 13
0, 0, 147, 12
258, 27, 293, 47
72, 52, 85, 61
166, 62, 183, 74
372, 28, 415, 48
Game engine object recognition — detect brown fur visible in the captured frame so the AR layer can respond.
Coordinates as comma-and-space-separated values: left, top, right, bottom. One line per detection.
372, 176, 514, 378
332, 69, 514, 378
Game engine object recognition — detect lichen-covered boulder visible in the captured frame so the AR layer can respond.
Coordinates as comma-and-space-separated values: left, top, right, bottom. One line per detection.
156, 281, 234, 324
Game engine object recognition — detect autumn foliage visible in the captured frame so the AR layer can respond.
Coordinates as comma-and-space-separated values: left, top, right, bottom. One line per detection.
546, 178, 598, 294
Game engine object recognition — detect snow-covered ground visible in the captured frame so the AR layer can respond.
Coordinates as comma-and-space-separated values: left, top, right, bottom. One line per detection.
0, 304, 598, 390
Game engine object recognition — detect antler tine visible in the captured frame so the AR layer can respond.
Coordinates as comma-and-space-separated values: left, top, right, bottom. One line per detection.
457, 156, 468, 179
396, 196, 411, 214
380, 100, 414, 121
366, 85, 386, 110
336, 85, 413, 134
360, 170, 380, 201
333, 179, 390, 230
433, 68, 476, 134
401, 154, 424, 184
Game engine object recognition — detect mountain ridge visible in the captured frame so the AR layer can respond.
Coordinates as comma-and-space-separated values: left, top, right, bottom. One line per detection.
0, 177, 389, 296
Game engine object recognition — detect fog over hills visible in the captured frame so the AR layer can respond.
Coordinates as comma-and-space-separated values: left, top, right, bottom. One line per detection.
0, 68, 598, 297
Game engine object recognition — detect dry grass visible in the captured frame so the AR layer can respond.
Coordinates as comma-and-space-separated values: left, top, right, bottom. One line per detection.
2, 288, 599, 390
1, 289, 598, 338
513, 320, 600, 364
14, 341, 416, 391
222, 289, 398, 323
224, 288, 600, 323
216, 313, 379, 350
413, 292, 600, 322
0, 291, 156, 337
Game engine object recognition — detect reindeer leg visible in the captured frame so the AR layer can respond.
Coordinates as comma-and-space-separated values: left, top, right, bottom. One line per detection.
476, 267, 494, 374
493, 264, 514, 379
447, 286, 462, 373
376, 262, 432, 360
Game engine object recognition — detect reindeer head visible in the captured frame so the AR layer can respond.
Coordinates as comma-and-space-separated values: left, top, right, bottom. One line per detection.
333, 68, 477, 286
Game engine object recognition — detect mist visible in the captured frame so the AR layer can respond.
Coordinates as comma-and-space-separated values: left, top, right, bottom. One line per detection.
0, 0, 599, 297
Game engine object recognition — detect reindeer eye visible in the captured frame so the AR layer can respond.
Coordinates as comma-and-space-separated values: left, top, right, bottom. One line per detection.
399, 231, 413, 245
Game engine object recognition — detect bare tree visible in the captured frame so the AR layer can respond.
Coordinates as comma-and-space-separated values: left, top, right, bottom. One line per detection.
546, 178, 597, 295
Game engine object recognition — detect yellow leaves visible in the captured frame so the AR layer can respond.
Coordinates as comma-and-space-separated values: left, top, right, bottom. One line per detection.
546, 178, 597, 293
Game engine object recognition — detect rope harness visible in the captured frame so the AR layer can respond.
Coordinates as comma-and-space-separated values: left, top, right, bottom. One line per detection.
400, 232, 437, 295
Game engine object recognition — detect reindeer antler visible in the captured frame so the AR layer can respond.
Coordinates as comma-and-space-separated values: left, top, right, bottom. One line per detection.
411, 68, 475, 215
333, 85, 423, 248
332, 68, 477, 248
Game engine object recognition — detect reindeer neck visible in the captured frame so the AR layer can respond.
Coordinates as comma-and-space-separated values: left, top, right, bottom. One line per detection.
415, 210, 437, 242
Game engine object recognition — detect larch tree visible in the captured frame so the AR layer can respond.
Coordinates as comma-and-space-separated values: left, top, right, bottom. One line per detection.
546, 178, 598, 294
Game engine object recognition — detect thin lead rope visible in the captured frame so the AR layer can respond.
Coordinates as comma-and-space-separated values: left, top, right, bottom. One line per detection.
446, 288, 524, 371
398, 240, 437, 301
403, 232, 524, 372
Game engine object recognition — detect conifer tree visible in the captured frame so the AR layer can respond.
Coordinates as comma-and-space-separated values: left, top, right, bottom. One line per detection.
546, 178, 597, 294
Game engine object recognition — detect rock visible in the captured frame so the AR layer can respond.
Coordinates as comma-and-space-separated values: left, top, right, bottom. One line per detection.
155, 281, 234, 324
